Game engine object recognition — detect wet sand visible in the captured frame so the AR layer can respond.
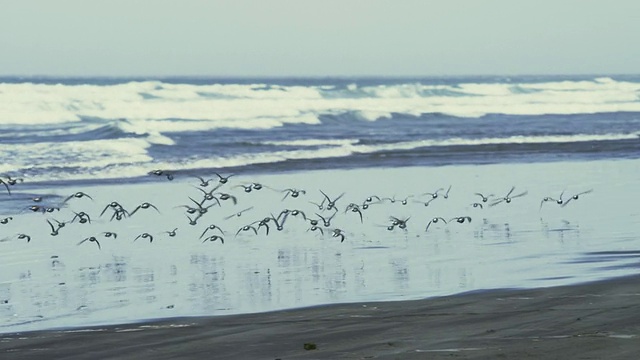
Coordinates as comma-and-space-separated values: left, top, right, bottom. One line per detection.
2, 275, 640, 359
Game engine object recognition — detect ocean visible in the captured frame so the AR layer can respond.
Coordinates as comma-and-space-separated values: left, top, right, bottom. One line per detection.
1, 75, 640, 185
0, 75, 639, 333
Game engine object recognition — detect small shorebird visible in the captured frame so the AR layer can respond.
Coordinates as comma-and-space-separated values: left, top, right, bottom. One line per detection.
306, 216, 320, 227
233, 184, 254, 193
0, 179, 11, 195
193, 186, 221, 204
490, 186, 527, 207
540, 191, 565, 210
5, 176, 24, 186
450, 216, 472, 224
235, 224, 258, 237
442, 185, 452, 199
200, 224, 225, 239
134, 233, 154, 243
278, 209, 307, 222
130, 202, 160, 216
202, 235, 224, 244
252, 217, 273, 235
71, 211, 91, 224
234, 182, 264, 193
309, 198, 326, 210
332, 228, 346, 242
110, 208, 128, 221
28, 205, 60, 214
360, 199, 379, 210
382, 195, 414, 205
319, 190, 345, 211
17, 233, 31, 243
62, 191, 94, 204
281, 188, 307, 200
364, 195, 382, 203
187, 197, 217, 215
215, 192, 238, 205
422, 188, 444, 199
214, 172, 235, 185
175, 204, 200, 215
380, 195, 399, 204
316, 211, 337, 227
78, 236, 101, 250
474, 192, 494, 203
224, 206, 254, 220
413, 197, 437, 207
471, 202, 484, 209
425, 217, 448, 231
0, 176, 24, 195
102, 232, 118, 239
307, 226, 324, 236
193, 175, 216, 188
46, 219, 66, 236
0, 217, 13, 225
149, 169, 174, 181
100, 201, 129, 218
561, 189, 593, 207
28, 205, 44, 213
186, 213, 203, 226
270, 212, 288, 231
344, 203, 364, 223
389, 216, 410, 230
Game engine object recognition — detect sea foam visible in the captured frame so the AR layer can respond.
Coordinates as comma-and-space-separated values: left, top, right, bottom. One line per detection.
2, 78, 640, 130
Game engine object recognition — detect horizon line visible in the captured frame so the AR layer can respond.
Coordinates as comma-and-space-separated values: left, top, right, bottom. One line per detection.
1, 73, 639, 80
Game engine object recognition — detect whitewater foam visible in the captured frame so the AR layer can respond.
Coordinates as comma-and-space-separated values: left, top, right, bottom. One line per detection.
0, 138, 153, 179
2, 78, 640, 131
6, 132, 636, 183
2, 77, 639, 183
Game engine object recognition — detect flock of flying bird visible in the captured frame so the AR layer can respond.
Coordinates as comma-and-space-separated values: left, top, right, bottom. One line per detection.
0, 171, 594, 250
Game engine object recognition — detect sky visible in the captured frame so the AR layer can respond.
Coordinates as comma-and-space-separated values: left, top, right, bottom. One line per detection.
1, 0, 639, 77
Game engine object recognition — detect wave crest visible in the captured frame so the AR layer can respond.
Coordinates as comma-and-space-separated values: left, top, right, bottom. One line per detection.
1, 78, 639, 130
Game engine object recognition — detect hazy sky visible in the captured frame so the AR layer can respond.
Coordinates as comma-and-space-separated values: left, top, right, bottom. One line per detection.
1, 0, 638, 77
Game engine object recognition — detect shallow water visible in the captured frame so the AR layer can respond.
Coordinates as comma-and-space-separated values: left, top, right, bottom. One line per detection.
0, 159, 639, 333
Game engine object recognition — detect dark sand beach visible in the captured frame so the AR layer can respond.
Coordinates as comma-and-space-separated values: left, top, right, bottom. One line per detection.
2, 275, 639, 359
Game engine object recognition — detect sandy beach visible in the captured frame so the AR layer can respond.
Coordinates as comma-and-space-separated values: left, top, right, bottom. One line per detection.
1, 274, 639, 359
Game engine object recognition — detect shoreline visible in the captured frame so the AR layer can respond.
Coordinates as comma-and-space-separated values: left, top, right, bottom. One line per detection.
9, 156, 640, 191
2, 275, 640, 359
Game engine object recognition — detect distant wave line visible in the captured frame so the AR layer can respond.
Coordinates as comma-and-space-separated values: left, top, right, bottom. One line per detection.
2, 77, 640, 125
261, 133, 638, 149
